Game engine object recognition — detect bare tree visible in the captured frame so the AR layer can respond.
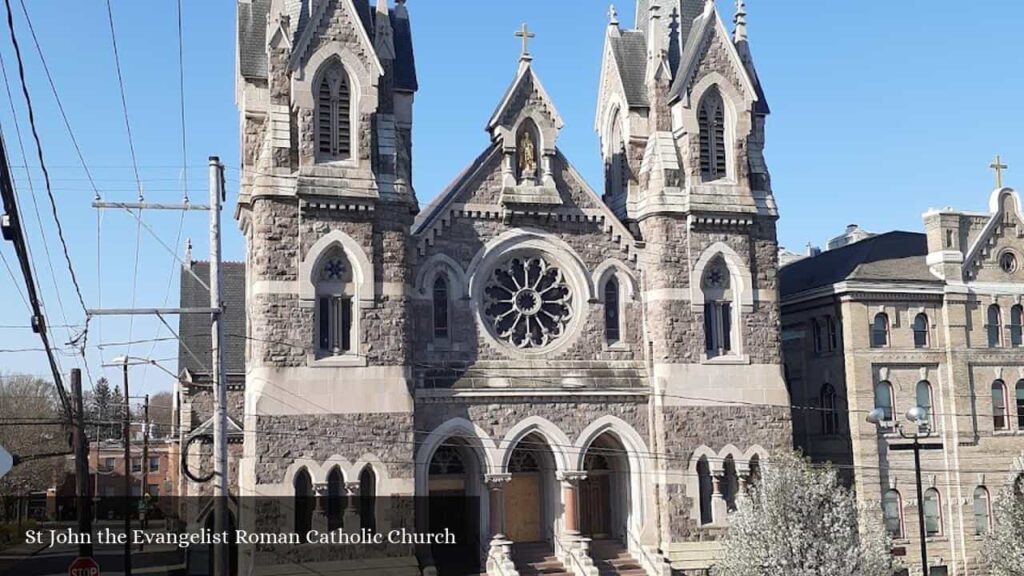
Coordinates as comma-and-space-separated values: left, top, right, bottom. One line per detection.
147, 391, 174, 438
712, 450, 894, 576
984, 475, 1024, 576
0, 374, 68, 522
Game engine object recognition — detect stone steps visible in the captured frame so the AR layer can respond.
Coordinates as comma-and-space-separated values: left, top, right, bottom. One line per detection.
513, 543, 570, 576
590, 539, 646, 576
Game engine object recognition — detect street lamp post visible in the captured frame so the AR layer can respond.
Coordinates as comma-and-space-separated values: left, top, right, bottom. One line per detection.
867, 406, 942, 576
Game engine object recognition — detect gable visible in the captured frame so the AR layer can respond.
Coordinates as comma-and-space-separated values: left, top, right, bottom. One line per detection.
963, 189, 1024, 283
488, 66, 564, 134
668, 5, 757, 108
288, 0, 383, 78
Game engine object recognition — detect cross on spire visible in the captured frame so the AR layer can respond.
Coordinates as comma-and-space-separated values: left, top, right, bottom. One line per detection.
991, 155, 1009, 189
515, 23, 535, 59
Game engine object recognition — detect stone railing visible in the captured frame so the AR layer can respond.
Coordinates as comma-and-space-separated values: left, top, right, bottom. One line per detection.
486, 538, 519, 576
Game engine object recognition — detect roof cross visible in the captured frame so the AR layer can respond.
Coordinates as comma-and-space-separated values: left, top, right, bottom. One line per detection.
991, 155, 1009, 189
515, 23, 535, 58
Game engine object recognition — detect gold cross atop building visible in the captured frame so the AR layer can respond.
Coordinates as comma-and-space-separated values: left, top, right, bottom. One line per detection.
515, 23, 535, 58
991, 155, 1008, 189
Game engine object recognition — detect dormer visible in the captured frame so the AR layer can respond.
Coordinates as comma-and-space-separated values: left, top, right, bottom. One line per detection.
487, 36, 565, 206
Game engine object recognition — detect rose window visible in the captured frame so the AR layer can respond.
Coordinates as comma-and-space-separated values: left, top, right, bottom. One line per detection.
483, 255, 573, 350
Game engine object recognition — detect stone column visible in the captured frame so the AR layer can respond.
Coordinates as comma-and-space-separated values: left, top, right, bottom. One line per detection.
344, 481, 361, 531
557, 471, 587, 538
711, 470, 728, 523
737, 467, 751, 507
484, 473, 512, 541
312, 482, 329, 532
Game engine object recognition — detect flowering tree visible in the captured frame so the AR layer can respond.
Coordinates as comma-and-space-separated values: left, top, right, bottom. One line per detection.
712, 450, 893, 576
984, 476, 1024, 576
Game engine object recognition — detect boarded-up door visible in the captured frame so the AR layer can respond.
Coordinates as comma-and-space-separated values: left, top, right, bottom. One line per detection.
505, 474, 541, 542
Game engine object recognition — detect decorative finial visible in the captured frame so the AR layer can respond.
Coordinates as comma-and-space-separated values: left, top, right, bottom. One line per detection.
608, 4, 619, 26
515, 23, 535, 60
734, 0, 748, 42
991, 155, 1009, 189
184, 237, 193, 266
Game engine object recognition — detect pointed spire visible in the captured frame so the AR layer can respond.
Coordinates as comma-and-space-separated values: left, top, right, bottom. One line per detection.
374, 0, 395, 60
734, 0, 748, 43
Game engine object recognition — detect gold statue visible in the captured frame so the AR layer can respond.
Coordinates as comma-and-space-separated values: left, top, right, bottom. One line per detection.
518, 131, 537, 181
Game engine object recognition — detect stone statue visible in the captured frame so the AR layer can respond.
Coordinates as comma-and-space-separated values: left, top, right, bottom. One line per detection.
518, 131, 538, 181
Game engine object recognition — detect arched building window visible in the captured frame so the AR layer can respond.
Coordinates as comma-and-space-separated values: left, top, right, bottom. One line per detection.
432, 276, 450, 340
973, 486, 991, 535
698, 88, 727, 181
294, 468, 314, 535
870, 313, 889, 348
993, 380, 1009, 431
916, 381, 934, 426
723, 456, 739, 512
1011, 305, 1024, 347
697, 456, 713, 525
874, 381, 894, 424
604, 276, 621, 344
913, 313, 930, 348
359, 466, 377, 532
882, 489, 903, 539
1016, 380, 1024, 429
327, 467, 344, 531
988, 304, 1003, 348
821, 384, 839, 436
923, 488, 942, 536
316, 59, 352, 159
316, 248, 354, 356
606, 109, 629, 202
702, 258, 734, 358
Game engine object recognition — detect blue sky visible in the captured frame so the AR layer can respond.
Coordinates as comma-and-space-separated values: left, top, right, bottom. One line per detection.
1, 0, 1023, 397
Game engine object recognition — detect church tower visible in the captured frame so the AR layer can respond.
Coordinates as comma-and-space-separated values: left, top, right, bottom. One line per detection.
598, 0, 790, 566
234, 0, 419, 567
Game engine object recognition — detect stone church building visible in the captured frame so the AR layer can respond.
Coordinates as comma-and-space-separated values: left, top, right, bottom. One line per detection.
222, 0, 790, 573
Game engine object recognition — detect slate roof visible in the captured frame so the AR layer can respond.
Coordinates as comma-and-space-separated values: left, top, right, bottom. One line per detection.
178, 262, 247, 377
779, 231, 939, 299
236, 0, 417, 92
610, 31, 650, 107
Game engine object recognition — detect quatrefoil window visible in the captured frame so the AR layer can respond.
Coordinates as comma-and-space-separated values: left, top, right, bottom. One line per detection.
483, 255, 573, 350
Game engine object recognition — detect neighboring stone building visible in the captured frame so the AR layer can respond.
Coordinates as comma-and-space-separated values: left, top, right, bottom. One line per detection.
230, 0, 790, 574
781, 186, 1024, 575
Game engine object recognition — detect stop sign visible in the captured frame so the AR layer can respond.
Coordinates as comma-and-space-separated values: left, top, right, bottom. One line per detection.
68, 556, 100, 576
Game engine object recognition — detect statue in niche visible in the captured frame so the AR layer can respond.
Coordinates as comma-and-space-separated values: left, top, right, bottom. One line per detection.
518, 130, 538, 183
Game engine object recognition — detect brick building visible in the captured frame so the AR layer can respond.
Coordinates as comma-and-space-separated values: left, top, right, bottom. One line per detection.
215, 0, 791, 574
781, 187, 1024, 575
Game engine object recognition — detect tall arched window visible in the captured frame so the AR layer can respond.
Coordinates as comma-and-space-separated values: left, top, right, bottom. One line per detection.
703, 258, 734, 358
923, 488, 942, 536
316, 248, 353, 356
821, 384, 839, 436
432, 276, 450, 340
882, 489, 903, 538
916, 381, 934, 426
697, 456, 713, 525
973, 486, 991, 535
359, 466, 377, 532
606, 109, 628, 201
316, 59, 352, 159
988, 304, 1003, 348
327, 467, 344, 531
294, 468, 314, 535
1016, 380, 1024, 429
604, 276, 621, 344
748, 455, 761, 487
871, 313, 889, 348
913, 313, 930, 348
1012, 305, 1024, 347
723, 456, 739, 512
874, 381, 894, 423
993, 380, 1009, 431
698, 88, 727, 181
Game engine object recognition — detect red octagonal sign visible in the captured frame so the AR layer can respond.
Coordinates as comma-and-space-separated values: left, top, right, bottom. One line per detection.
68, 556, 100, 576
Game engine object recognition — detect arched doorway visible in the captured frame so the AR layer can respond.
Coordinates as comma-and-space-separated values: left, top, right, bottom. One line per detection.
505, 432, 558, 545
427, 439, 483, 575
580, 432, 631, 542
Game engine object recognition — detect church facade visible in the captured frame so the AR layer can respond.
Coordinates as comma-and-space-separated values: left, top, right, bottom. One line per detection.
232, 0, 790, 574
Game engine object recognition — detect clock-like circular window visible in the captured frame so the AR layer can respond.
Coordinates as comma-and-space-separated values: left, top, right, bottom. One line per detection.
1000, 251, 1019, 274
483, 254, 573, 350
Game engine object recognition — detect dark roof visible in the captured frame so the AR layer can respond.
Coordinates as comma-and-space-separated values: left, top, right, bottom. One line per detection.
610, 31, 649, 107
237, 1, 417, 92
238, 0, 269, 80
779, 231, 939, 298
178, 262, 247, 376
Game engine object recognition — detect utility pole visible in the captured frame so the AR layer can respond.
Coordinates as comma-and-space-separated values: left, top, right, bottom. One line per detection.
142, 393, 149, 530
121, 357, 132, 576
70, 368, 93, 559
210, 156, 229, 576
